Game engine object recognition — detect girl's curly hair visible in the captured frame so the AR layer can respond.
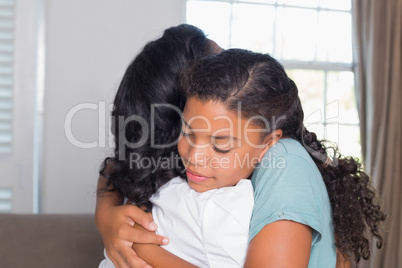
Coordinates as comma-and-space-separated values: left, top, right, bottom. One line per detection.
99, 24, 217, 211
180, 48, 387, 263
293, 128, 386, 263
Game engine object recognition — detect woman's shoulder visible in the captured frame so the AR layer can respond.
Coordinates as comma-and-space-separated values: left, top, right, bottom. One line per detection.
257, 138, 318, 174
252, 138, 325, 198
270, 138, 310, 158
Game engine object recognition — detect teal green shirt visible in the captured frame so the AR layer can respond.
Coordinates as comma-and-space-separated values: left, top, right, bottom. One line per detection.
249, 138, 336, 267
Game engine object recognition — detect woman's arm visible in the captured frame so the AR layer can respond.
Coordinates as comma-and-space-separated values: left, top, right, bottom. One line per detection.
244, 220, 312, 268
132, 224, 198, 268
95, 175, 168, 268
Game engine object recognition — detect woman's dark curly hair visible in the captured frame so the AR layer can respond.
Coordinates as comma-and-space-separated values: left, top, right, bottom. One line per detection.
99, 24, 218, 211
179, 48, 387, 264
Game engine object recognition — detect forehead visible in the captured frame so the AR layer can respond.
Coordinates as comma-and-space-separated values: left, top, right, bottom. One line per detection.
183, 98, 237, 128
182, 97, 263, 135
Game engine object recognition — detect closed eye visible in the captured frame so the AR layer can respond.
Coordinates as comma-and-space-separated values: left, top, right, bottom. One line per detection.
212, 146, 231, 154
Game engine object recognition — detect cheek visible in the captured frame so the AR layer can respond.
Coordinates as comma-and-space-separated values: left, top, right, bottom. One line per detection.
177, 137, 188, 159
221, 154, 247, 174
217, 154, 254, 182
235, 148, 263, 170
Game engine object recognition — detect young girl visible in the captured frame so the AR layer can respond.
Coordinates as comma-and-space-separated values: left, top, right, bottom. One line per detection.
123, 48, 386, 267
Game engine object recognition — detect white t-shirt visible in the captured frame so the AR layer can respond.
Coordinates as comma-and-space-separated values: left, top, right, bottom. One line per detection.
99, 176, 254, 268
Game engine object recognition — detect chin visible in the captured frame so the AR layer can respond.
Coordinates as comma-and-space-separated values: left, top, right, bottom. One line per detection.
188, 182, 210, 193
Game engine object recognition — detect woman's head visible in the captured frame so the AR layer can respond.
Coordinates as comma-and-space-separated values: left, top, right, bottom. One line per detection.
101, 24, 220, 210
113, 24, 221, 159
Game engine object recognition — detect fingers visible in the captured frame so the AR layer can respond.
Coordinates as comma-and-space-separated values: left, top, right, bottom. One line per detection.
112, 207, 169, 245
105, 245, 130, 268
107, 243, 153, 268
126, 255, 153, 268
122, 245, 153, 268
108, 250, 131, 268
98, 202, 159, 268
124, 205, 158, 232
118, 224, 169, 246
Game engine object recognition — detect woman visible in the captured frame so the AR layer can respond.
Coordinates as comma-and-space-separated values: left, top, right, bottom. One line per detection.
96, 24, 222, 268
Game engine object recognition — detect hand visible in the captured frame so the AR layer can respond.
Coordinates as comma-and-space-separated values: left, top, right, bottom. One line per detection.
132, 223, 198, 268
96, 201, 169, 268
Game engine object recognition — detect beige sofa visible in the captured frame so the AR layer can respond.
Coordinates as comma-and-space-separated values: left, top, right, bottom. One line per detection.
0, 214, 104, 268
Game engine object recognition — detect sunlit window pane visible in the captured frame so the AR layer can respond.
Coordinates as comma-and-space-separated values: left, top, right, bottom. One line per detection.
319, 0, 351, 11
317, 11, 352, 63
306, 124, 325, 140
275, 8, 317, 61
325, 100, 340, 122
326, 71, 358, 124
186, 1, 231, 48
287, 69, 325, 121
326, 123, 340, 146
277, 0, 319, 8
231, 4, 275, 53
327, 124, 361, 159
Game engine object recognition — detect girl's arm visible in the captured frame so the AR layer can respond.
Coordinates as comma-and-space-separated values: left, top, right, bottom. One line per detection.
131, 223, 198, 268
95, 175, 168, 268
244, 220, 312, 268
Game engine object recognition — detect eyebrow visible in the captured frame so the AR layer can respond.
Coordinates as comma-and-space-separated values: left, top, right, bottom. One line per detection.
183, 119, 239, 141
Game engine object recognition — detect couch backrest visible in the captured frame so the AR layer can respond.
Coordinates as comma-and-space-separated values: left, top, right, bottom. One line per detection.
0, 214, 104, 268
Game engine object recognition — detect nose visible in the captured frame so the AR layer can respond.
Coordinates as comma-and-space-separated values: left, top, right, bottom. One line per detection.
185, 143, 210, 168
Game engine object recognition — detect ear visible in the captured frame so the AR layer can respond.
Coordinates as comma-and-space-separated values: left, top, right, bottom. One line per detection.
258, 129, 283, 162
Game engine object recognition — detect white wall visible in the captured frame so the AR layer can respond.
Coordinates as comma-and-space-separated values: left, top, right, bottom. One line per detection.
42, 0, 186, 213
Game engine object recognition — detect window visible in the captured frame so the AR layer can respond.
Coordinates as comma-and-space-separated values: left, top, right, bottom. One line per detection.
0, 0, 14, 154
0, 0, 40, 213
186, 0, 360, 159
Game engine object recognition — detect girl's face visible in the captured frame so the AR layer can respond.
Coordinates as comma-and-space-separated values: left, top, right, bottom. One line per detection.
178, 97, 280, 193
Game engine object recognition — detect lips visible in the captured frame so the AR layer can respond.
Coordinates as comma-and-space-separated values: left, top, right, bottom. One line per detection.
186, 169, 212, 183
